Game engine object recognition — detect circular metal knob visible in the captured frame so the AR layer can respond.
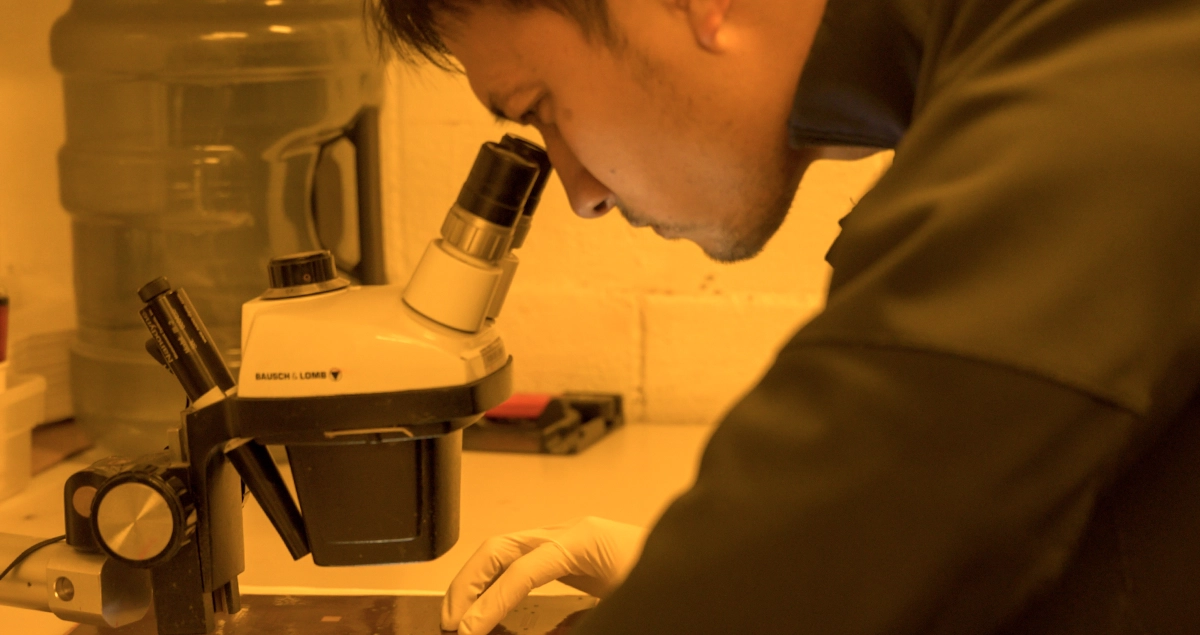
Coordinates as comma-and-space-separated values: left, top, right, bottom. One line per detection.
262, 250, 350, 299
93, 470, 193, 568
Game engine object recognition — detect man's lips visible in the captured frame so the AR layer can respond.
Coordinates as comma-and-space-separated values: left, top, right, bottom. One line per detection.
618, 205, 687, 239
651, 225, 683, 239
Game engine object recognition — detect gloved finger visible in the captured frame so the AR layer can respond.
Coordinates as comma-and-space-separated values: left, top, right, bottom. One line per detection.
441, 533, 552, 631
552, 519, 648, 598
458, 542, 577, 635
557, 573, 612, 598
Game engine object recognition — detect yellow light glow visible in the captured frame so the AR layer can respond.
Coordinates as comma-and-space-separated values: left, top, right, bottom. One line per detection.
200, 32, 248, 41
269, 25, 294, 34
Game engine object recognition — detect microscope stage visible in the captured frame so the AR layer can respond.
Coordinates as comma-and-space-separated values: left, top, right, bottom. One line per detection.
69, 594, 596, 635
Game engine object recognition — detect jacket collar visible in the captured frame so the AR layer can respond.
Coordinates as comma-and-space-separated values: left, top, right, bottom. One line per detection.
789, 0, 927, 150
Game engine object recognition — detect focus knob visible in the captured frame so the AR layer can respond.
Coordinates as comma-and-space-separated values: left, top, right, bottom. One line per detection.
262, 250, 350, 299
92, 467, 194, 568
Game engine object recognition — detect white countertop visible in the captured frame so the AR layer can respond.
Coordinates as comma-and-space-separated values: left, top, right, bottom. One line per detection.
0, 422, 714, 634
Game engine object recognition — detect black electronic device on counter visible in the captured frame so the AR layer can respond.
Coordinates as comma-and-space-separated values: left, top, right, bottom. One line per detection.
464, 392, 625, 455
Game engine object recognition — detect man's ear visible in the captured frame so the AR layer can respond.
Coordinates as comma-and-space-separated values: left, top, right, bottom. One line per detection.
676, 0, 733, 52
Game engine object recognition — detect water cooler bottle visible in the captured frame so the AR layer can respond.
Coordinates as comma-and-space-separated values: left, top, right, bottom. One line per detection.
51, 0, 386, 456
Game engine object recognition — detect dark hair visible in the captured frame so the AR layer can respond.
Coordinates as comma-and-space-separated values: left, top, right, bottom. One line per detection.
369, 0, 613, 70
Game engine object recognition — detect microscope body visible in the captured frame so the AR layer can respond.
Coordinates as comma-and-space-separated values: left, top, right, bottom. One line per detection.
240, 283, 508, 401
237, 280, 512, 567
0, 136, 552, 634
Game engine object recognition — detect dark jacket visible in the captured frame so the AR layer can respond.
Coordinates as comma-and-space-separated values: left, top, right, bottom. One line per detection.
575, 0, 1200, 632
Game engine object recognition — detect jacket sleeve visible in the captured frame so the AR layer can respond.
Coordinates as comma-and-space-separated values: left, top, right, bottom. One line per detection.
571, 345, 1139, 634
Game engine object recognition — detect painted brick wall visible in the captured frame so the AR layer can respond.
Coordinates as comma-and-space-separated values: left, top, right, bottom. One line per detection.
381, 65, 893, 424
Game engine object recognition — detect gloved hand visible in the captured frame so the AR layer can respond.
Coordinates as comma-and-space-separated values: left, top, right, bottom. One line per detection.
441, 517, 647, 635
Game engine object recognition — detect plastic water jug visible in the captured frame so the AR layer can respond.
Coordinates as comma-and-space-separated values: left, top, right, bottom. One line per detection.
51, 0, 386, 456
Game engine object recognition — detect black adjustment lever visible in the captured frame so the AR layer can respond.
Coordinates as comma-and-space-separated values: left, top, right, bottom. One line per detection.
225, 440, 310, 560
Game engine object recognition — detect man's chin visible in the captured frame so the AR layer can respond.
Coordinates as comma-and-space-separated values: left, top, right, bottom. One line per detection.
700, 239, 766, 264
691, 220, 780, 263
632, 198, 790, 263
708, 194, 795, 263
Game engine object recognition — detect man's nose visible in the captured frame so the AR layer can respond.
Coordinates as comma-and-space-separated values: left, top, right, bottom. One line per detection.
541, 127, 616, 219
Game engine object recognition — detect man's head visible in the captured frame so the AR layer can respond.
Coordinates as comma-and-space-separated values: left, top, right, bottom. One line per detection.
373, 0, 827, 262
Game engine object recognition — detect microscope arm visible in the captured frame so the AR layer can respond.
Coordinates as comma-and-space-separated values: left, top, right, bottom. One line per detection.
0, 284, 258, 634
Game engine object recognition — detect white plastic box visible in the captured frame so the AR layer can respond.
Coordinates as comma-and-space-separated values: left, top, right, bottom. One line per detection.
1, 370, 47, 501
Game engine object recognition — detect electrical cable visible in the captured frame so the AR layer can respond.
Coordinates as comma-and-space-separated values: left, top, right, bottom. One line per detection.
0, 535, 66, 581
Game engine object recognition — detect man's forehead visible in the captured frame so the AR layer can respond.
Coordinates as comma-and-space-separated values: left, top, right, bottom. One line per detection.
447, 39, 539, 117
437, 1, 534, 47
440, 5, 555, 107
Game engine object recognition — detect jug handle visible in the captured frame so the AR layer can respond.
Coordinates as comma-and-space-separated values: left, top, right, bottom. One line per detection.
344, 106, 387, 285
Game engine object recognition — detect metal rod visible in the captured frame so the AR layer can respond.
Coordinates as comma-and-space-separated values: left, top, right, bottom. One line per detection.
0, 533, 55, 611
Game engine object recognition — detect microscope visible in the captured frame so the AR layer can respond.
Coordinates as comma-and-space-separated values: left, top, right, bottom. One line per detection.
0, 135, 552, 634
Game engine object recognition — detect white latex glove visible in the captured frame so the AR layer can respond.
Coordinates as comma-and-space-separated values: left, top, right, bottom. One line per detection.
441, 517, 647, 635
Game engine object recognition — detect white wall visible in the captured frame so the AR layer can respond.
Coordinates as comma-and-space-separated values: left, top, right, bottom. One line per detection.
0, 0, 76, 420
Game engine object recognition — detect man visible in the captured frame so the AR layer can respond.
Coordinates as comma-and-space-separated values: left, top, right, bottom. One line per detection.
372, 0, 1200, 633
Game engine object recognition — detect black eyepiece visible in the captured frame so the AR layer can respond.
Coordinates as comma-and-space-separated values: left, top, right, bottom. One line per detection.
499, 135, 552, 217
455, 142, 540, 228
